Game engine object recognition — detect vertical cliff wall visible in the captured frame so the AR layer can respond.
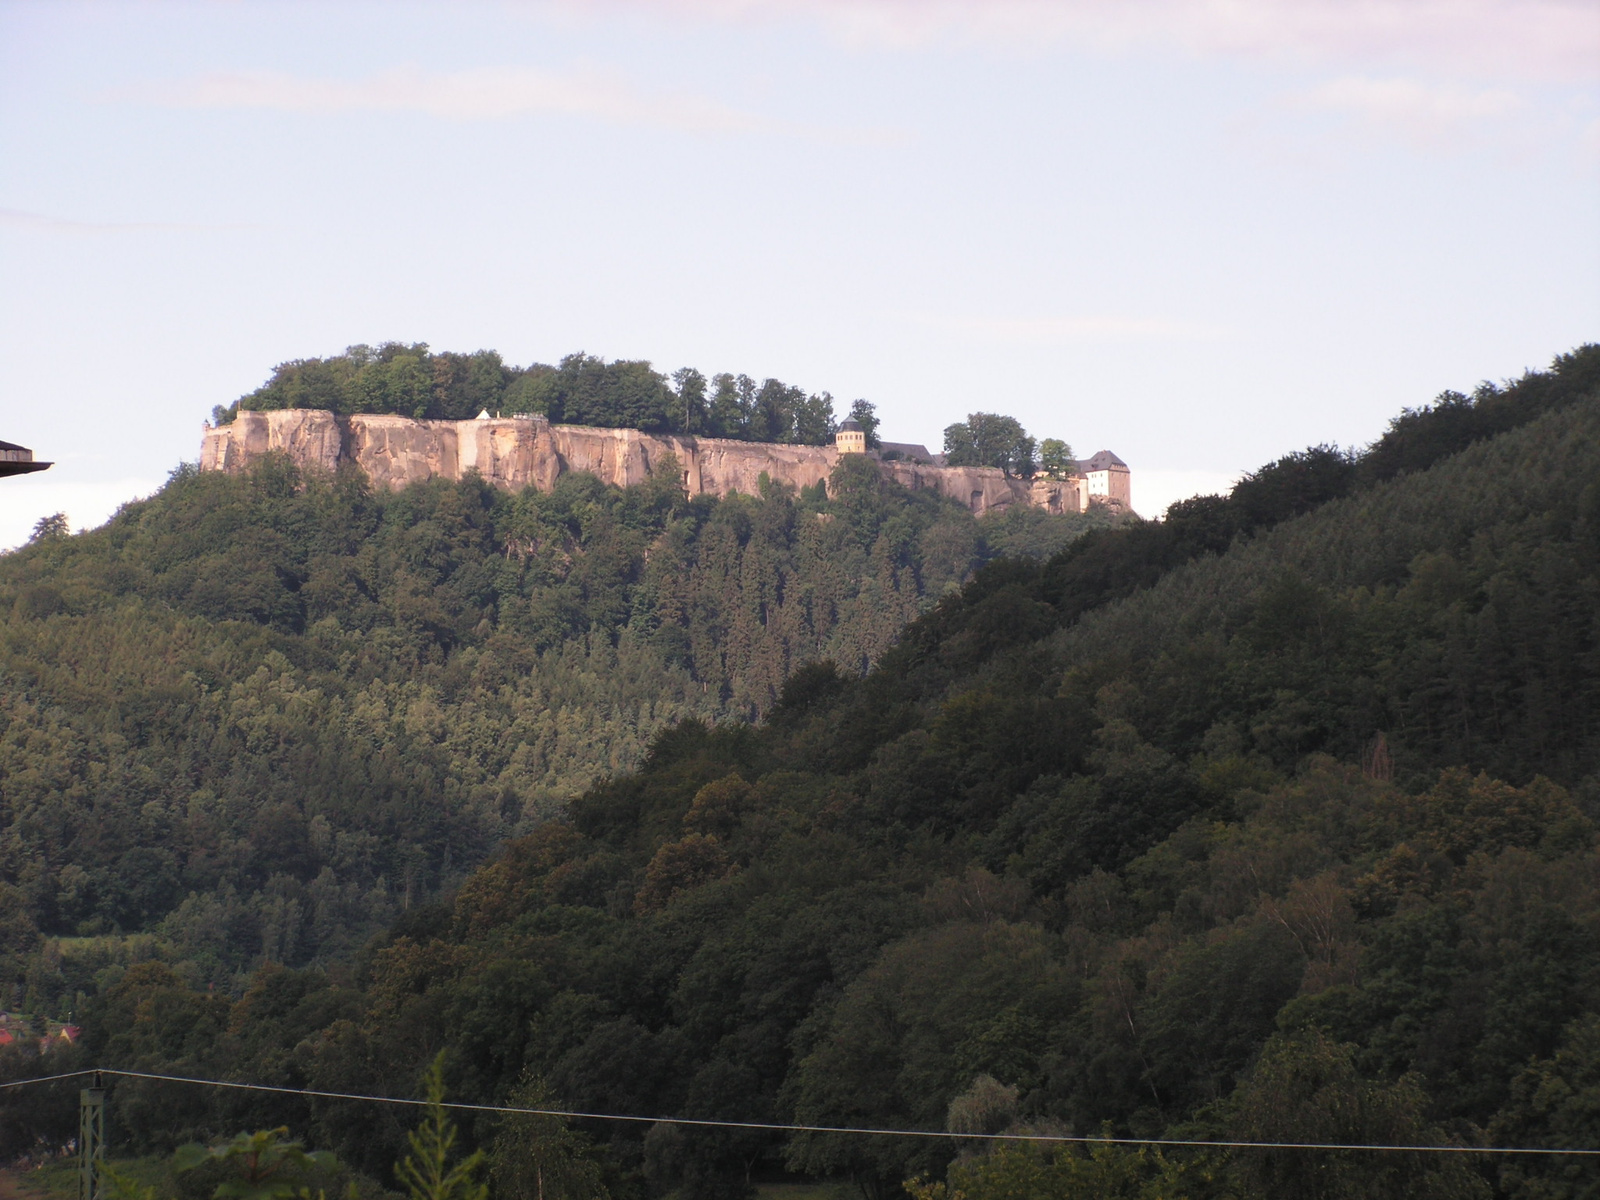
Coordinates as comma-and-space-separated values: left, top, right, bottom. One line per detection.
200, 410, 1087, 517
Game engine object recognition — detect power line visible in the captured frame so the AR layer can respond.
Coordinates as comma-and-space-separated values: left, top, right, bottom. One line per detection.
0, 1070, 92, 1091
1, 1067, 1592, 1157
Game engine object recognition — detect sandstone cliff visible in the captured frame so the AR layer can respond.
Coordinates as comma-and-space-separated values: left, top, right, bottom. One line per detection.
200, 410, 1086, 518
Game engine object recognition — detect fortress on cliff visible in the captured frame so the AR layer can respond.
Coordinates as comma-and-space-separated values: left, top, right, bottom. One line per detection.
200, 409, 1131, 519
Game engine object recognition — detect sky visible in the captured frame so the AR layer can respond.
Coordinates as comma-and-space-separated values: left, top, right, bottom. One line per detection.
1, 0, 1597, 547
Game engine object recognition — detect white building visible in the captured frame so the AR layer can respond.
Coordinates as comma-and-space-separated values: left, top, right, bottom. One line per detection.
1078, 450, 1131, 509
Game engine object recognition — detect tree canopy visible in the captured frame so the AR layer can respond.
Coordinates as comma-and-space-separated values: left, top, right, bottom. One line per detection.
943, 413, 1039, 477
214, 345, 848, 447
0, 451, 1117, 990
3, 344, 1598, 1200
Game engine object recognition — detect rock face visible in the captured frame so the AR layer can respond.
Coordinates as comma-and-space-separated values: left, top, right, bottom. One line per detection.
200, 410, 1088, 517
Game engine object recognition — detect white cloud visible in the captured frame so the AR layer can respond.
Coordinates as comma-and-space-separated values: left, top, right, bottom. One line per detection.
634, 0, 1600, 83
109, 64, 868, 139
1294, 76, 1525, 148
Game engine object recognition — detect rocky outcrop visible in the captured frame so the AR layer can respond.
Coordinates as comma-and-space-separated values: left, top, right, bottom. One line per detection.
200, 410, 1086, 517
881, 460, 1087, 516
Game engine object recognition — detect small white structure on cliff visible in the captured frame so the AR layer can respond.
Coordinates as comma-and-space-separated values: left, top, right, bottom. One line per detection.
201, 410, 1129, 519
835, 420, 866, 454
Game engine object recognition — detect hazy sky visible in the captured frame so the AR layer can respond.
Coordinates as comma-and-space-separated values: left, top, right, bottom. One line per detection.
2, 0, 1597, 547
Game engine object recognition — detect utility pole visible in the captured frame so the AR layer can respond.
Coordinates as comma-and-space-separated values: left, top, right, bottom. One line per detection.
78, 1073, 105, 1200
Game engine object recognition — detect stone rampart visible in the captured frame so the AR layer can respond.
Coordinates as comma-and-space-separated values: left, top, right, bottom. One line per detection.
200, 410, 1085, 518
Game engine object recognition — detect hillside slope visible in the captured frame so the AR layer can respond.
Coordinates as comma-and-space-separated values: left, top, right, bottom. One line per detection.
1047, 396, 1600, 785
25, 376, 1600, 1200
0, 456, 1109, 983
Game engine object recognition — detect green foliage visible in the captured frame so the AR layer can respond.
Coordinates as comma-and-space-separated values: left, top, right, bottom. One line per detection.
218, 344, 515, 424
673, 368, 710, 436
1021, 345, 1600, 649
173, 1127, 339, 1200
786, 922, 1076, 1187
489, 1075, 608, 1200
215, 345, 844, 446
905, 1138, 1196, 1200
1360, 344, 1600, 485
30, 513, 69, 542
6, 348, 1599, 1199
397, 1057, 487, 1200
1489, 1013, 1600, 1198
1043, 395, 1600, 785
942, 415, 1036, 478
515, 353, 674, 433
0, 1038, 86, 1160
0, 452, 1104, 1005
1224, 1029, 1487, 1200
102, 1159, 173, 1200
1037, 440, 1074, 480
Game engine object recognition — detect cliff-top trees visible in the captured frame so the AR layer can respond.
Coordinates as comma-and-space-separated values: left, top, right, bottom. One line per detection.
218, 344, 846, 447
525, 353, 676, 432
943, 413, 1038, 477
1038, 438, 1075, 479
217, 343, 518, 424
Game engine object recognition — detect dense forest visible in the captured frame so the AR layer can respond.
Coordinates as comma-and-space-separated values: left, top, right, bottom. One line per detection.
2, 346, 1598, 1200
0, 453, 1113, 991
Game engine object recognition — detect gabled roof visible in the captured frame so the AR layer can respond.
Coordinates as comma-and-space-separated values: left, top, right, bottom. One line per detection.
879, 441, 933, 462
1078, 450, 1128, 472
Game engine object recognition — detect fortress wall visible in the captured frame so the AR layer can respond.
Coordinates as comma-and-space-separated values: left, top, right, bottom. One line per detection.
199, 410, 1086, 517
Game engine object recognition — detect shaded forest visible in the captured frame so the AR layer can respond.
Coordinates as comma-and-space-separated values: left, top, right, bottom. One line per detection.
2, 346, 1598, 1200
0, 454, 1113, 989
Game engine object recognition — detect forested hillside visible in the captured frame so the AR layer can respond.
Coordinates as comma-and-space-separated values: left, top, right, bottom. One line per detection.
0, 455, 1110, 989
1, 349, 1595, 1200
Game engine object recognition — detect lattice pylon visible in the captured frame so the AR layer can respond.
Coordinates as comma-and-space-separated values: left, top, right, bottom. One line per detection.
78, 1086, 105, 1200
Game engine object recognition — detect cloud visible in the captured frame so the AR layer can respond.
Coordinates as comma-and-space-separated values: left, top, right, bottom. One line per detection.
588, 0, 1600, 83
0, 208, 255, 234
1293, 76, 1525, 148
109, 65, 876, 139
899, 312, 1234, 345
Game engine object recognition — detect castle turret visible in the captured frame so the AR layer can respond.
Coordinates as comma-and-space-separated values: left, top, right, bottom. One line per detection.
835, 419, 866, 455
